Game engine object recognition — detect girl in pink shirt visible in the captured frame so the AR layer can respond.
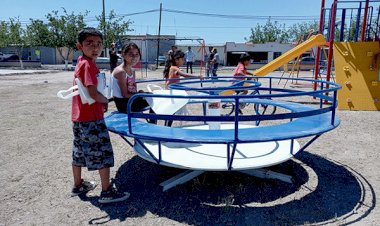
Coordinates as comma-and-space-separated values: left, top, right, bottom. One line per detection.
112, 43, 154, 118
163, 50, 202, 89
234, 53, 254, 80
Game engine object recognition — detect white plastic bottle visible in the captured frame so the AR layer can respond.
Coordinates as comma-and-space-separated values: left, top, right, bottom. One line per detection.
208, 98, 221, 130
97, 72, 106, 96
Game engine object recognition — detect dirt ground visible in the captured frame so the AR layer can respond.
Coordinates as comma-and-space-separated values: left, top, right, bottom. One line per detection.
0, 68, 379, 226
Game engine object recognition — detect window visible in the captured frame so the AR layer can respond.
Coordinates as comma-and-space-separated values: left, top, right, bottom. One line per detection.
274, 52, 281, 59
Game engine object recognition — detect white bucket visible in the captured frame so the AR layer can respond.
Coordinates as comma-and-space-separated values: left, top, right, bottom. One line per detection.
208, 99, 221, 130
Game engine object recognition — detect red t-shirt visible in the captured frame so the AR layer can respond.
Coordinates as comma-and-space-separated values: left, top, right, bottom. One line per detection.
72, 56, 104, 122
233, 62, 248, 80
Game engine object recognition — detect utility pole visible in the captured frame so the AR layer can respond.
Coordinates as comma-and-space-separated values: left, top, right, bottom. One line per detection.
102, 0, 107, 57
156, 3, 162, 68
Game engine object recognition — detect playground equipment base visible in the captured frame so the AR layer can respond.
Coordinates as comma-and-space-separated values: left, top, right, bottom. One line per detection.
134, 124, 300, 191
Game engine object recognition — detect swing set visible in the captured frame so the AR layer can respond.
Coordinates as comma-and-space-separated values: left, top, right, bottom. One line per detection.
124, 36, 206, 78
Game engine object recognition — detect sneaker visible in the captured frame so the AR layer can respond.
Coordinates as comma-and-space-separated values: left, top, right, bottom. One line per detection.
98, 187, 130, 204
71, 180, 97, 197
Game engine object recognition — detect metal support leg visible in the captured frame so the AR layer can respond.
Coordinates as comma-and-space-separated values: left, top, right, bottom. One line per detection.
240, 169, 293, 184
160, 170, 204, 191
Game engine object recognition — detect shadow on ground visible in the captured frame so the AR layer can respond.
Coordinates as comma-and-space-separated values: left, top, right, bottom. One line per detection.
82, 152, 375, 225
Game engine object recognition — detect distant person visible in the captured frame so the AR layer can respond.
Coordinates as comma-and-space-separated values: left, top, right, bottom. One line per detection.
70, 27, 129, 204
167, 45, 177, 60
112, 42, 156, 123
185, 46, 195, 74
109, 42, 119, 73
211, 48, 220, 77
206, 46, 214, 77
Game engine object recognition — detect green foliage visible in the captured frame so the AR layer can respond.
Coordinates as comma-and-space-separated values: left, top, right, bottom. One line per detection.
45, 8, 88, 60
0, 8, 134, 62
0, 21, 9, 48
247, 19, 287, 43
287, 21, 318, 42
0, 18, 27, 68
247, 19, 318, 43
8, 17, 26, 47
96, 10, 133, 48
26, 19, 52, 47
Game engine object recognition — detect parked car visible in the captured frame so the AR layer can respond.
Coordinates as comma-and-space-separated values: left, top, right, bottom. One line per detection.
0, 53, 19, 62
155, 56, 166, 66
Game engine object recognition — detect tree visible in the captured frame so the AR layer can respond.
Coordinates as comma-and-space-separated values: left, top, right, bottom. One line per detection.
246, 20, 319, 44
0, 21, 9, 48
26, 19, 51, 47
96, 10, 133, 49
286, 21, 319, 43
4, 18, 27, 68
46, 8, 87, 69
246, 19, 288, 43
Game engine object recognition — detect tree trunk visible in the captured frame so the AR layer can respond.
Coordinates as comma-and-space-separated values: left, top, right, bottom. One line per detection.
57, 47, 67, 70
15, 46, 24, 69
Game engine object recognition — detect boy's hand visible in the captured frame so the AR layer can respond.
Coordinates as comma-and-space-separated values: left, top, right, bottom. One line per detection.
104, 102, 108, 112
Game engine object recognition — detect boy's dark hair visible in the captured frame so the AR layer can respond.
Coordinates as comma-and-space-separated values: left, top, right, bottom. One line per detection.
77, 27, 103, 44
239, 53, 252, 63
163, 49, 185, 78
121, 42, 141, 60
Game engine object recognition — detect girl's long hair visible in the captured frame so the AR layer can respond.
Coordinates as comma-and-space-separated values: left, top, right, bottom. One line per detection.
163, 50, 185, 78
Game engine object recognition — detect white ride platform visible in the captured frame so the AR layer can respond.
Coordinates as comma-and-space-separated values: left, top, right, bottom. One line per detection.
133, 124, 300, 191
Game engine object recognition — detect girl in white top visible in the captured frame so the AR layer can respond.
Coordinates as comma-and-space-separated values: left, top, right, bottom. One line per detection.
112, 42, 154, 119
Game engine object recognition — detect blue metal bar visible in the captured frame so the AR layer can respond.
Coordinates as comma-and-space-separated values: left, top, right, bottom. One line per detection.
158, 141, 162, 162
375, 6, 380, 38
320, 82, 324, 108
135, 139, 160, 164
202, 102, 207, 124
254, 103, 260, 126
327, 8, 332, 41
228, 143, 237, 170
366, 6, 373, 40
331, 90, 337, 125
234, 96, 239, 141
227, 143, 230, 169
120, 135, 133, 147
299, 135, 321, 152
269, 77, 272, 94
127, 112, 133, 135
340, 9, 346, 41
355, 2, 362, 41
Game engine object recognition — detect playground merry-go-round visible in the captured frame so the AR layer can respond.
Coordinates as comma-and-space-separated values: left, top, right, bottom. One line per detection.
104, 76, 341, 191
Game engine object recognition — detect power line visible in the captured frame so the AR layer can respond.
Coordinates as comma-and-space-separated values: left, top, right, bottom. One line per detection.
163, 8, 320, 21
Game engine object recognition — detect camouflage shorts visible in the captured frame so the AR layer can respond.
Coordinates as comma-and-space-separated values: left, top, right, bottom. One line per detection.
72, 119, 114, 171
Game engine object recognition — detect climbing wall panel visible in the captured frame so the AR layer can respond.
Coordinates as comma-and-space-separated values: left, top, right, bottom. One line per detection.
334, 42, 380, 110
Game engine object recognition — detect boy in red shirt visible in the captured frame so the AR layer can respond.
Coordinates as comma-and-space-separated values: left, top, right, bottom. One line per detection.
71, 27, 129, 204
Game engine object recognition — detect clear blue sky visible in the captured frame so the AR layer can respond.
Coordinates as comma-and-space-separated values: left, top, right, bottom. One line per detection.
1, 0, 333, 44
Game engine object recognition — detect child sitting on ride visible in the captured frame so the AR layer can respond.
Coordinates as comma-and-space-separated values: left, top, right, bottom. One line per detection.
163, 49, 203, 89
163, 50, 203, 126
233, 53, 254, 94
112, 42, 155, 122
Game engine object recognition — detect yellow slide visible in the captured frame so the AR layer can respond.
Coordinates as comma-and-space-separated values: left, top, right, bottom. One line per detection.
254, 34, 327, 76
219, 34, 327, 95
